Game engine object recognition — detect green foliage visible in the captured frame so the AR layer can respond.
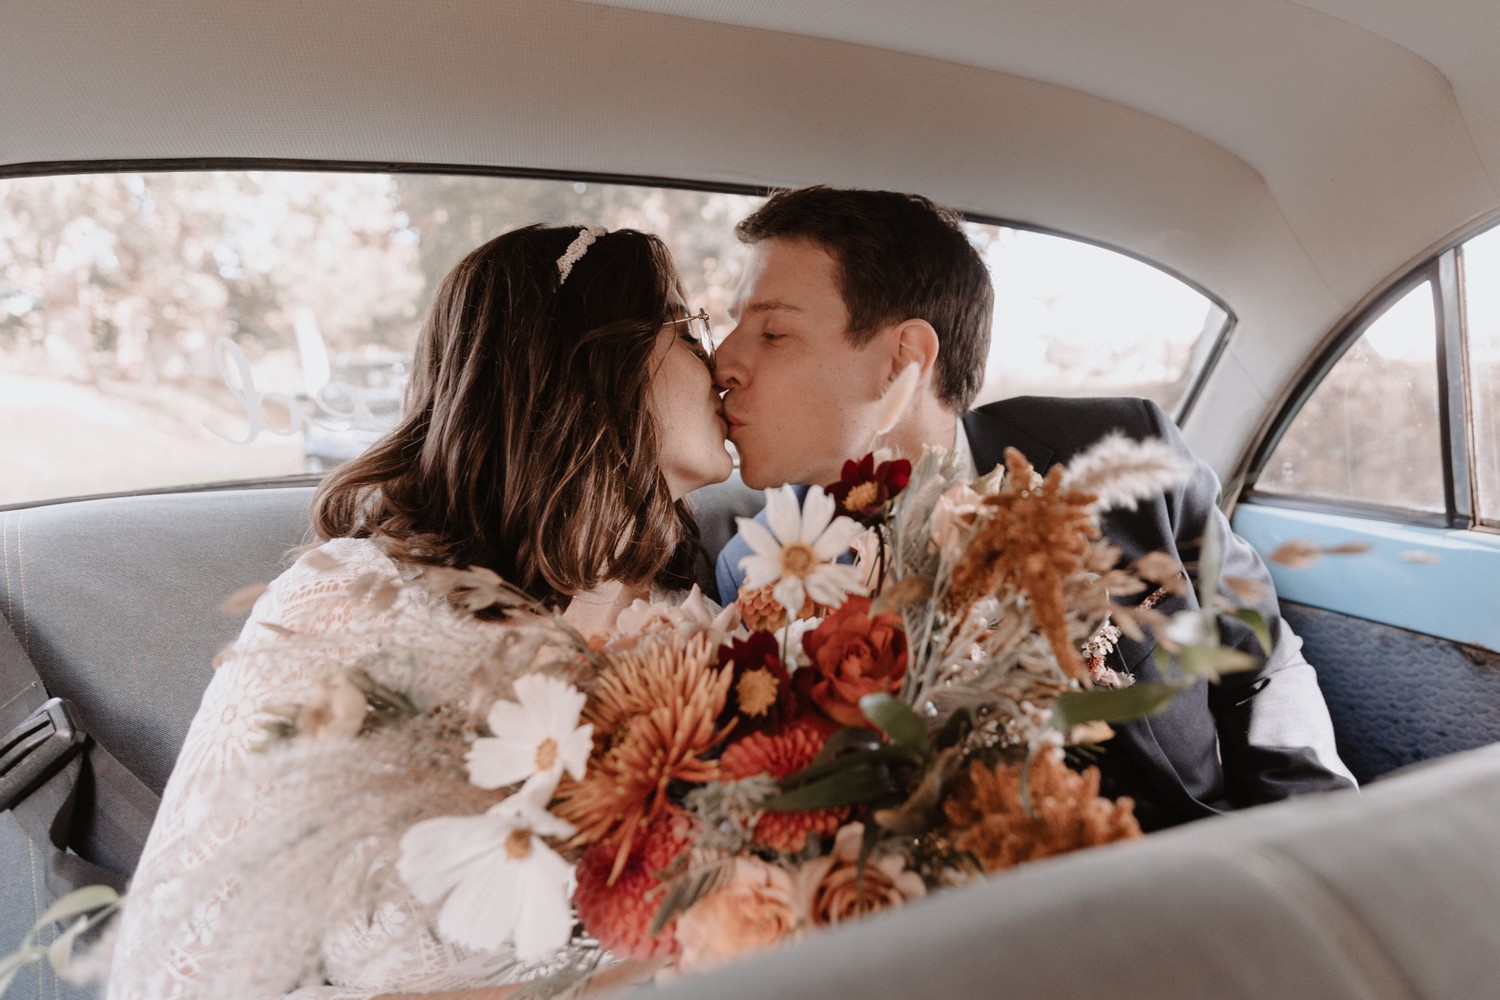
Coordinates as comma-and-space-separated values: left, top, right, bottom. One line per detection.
1050, 682, 1186, 730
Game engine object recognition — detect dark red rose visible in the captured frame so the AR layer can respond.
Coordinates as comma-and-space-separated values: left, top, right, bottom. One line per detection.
716, 631, 797, 733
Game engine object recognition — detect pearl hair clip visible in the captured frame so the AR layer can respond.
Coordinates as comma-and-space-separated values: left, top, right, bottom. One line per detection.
556, 226, 607, 284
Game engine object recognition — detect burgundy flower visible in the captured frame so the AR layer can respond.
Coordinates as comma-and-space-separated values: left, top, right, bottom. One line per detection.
716, 632, 798, 733
825, 453, 912, 522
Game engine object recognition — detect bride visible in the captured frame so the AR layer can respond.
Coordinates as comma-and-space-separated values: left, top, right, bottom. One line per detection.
106, 225, 734, 999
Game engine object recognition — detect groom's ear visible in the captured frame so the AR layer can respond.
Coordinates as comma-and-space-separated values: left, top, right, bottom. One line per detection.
889, 319, 940, 384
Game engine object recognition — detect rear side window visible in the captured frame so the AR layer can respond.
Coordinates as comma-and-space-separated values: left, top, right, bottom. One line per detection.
1255, 281, 1444, 513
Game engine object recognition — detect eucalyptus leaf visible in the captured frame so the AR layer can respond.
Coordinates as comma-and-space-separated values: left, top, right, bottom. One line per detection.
1051, 682, 1186, 729
1179, 643, 1258, 679
763, 762, 899, 811
859, 694, 930, 753
1233, 608, 1273, 657
783, 745, 920, 788
808, 726, 885, 769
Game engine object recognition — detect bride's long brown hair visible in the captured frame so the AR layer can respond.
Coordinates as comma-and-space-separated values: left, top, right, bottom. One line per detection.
311, 225, 701, 609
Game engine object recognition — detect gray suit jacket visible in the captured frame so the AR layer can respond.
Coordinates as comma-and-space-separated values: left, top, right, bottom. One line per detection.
715, 395, 1355, 829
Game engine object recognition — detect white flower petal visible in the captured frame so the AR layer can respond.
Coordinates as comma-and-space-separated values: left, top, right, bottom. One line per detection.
519, 769, 564, 802
799, 487, 835, 542
679, 584, 711, 625
436, 855, 523, 952
491, 795, 577, 840
483, 699, 534, 741
812, 515, 864, 559
805, 565, 866, 607
764, 486, 804, 544
397, 813, 508, 904
558, 724, 594, 781
465, 738, 540, 790
512, 847, 575, 962
772, 576, 807, 616
513, 674, 586, 731
739, 553, 782, 591
737, 517, 784, 561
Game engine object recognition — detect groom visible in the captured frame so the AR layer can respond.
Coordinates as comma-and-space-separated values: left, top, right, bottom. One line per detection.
711, 185, 1355, 831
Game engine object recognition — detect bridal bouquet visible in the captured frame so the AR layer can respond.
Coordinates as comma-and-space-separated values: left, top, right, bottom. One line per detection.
381, 435, 1264, 982
24, 436, 1269, 998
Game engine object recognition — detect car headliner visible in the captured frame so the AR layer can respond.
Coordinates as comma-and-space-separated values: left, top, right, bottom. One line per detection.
3, 0, 1497, 475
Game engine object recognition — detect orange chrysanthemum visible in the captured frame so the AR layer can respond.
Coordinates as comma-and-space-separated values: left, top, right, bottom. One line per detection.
947, 447, 1099, 680
553, 632, 731, 881
943, 752, 1141, 873
720, 716, 846, 853
574, 815, 690, 960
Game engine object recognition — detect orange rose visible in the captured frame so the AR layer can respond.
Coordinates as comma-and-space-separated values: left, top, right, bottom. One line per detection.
799, 595, 908, 727
794, 823, 926, 927
674, 857, 799, 972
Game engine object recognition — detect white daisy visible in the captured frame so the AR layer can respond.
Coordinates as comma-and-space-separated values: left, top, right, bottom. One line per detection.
465, 674, 592, 800
736, 485, 866, 615
396, 795, 576, 961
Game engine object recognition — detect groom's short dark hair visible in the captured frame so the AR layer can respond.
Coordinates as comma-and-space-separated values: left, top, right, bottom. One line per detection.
736, 186, 993, 412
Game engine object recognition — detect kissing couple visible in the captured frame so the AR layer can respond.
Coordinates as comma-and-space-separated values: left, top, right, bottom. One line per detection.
108, 185, 1353, 999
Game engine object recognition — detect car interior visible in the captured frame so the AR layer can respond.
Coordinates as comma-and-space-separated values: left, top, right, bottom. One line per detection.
4, 2, 1500, 998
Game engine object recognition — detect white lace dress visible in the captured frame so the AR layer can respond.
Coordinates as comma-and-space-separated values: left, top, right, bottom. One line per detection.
106, 538, 532, 1000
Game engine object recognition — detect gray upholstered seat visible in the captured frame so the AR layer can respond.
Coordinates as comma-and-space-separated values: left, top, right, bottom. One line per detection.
1, 486, 315, 998
641, 742, 1500, 1000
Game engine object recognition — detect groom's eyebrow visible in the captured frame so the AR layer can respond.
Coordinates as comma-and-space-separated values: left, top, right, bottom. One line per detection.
742, 300, 804, 317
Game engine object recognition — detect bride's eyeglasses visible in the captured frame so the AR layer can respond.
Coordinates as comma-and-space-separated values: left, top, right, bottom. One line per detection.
664, 308, 715, 363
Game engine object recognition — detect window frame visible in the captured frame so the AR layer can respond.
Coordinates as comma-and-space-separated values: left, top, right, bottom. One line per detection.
1243, 241, 1495, 532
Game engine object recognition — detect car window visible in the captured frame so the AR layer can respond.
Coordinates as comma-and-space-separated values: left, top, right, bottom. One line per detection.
0, 171, 761, 506
966, 222, 1228, 414
2, 172, 1227, 506
1254, 281, 1444, 513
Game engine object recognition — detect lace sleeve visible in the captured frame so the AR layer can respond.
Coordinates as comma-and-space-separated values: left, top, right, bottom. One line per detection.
105, 538, 519, 1000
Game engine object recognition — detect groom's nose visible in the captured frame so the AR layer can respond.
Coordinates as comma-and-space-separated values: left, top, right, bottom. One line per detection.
712, 327, 746, 390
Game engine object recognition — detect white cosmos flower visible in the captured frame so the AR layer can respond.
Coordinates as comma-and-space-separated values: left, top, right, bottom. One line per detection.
465, 674, 592, 800
737, 485, 866, 616
396, 795, 576, 960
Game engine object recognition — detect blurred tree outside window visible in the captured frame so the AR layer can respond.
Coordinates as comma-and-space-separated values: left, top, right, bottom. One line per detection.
1459, 226, 1500, 525
1257, 282, 1444, 513
0, 172, 760, 505
967, 223, 1227, 412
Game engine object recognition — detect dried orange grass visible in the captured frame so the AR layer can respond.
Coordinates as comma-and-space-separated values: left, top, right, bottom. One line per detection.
947, 448, 1099, 680
944, 752, 1141, 873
